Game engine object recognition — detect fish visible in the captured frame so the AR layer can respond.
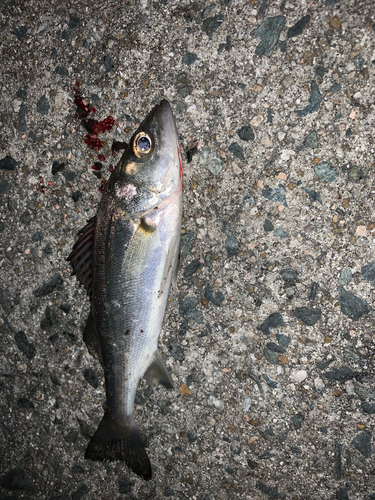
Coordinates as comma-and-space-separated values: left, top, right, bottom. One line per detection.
67, 100, 183, 480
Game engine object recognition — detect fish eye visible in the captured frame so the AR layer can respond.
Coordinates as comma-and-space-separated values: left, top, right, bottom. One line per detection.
133, 132, 152, 158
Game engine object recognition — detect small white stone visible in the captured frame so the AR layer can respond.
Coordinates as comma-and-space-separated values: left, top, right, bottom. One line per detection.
208, 395, 225, 409
290, 370, 308, 383
243, 398, 252, 412
314, 377, 324, 391
250, 114, 263, 127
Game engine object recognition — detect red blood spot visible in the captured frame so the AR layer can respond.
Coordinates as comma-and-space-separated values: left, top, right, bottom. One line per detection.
91, 164, 101, 171
98, 154, 106, 161
84, 134, 101, 151
99, 178, 107, 193
47, 181, 53, 187
109, 164, 114, 173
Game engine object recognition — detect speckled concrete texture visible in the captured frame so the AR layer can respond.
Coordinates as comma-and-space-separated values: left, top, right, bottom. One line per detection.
1, 0, 375, 499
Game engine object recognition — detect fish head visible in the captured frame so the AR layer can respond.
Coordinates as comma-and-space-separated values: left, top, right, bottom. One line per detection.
118, 100, 182, 202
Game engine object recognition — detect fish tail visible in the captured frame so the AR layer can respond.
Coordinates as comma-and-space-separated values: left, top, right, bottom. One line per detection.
85, 412, 152, 480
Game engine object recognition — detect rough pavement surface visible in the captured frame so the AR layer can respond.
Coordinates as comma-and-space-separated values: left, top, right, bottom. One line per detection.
1, 1, 375, 499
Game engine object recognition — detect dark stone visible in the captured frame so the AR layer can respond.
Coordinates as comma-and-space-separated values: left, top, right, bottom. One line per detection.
309, 282, 319, 301
40, 306, 60, 331
55, 66, 69, 76
331, 83, 342, 92
12, 26, 27, 40
267, 109, 273, 123
184, 259, 201, 278
32, 231, 42, 243
315, 65, 325, 77
203, 15, 223, 39
83, 368, 99, 389
361, 402, 375, 414
291, 446, 302, 454
71, 190, 82, 202
50, 375, 61, 386
0, 156, 18, 171
60, 302, 71, 313
314, 161, 337, 182
179, 297, 202, 323
0, 467, 35, 492
348, 166, 367, 182
290, 412, 304, 430
326, 0, 340, 4
338, 286, 369, 320
20, 211, 31, 225
264, 347, 278, 364
294, 307, 321, 326
275, 333, 290, 348
266, 342, 285, 354
72, 465, 85, 474
62, 171, 76, 182
34, 273, 63, 297
63, 330, 77, 343
17, 397, 34, 409
251, 16, 286, 55
104, 55, 115, 72
335, 443, 342, 479
43, 243, 53, 256
18, 103, 27, 132
186, 146, 198, 163
0, 221, 5, 232
29, 130, 38, 142
118, 477, 134, 494
237, 125, 254, 141
353, 55, 364, 70
218, 35, 231, 53
135, 391, 146, 405
345, 128, 352, 137
0, 288, 11, 314
336, 488, 349, 500
256, 482, 285, 499
180, 232, 194, 259
228, 142, 245, 160
262, 373, 278, 388
182, 53, 198, 65
68, 15, 80, 30
16, 86, 28, 100
14, 331, 36, 359
279, 40, 287, 52
351, 431, 372, 458
303, 187, 322, 204
37, 95, 50, 116
204, 284, 224, 307
325, 366, 354, 382
71, 483, 88, 500
177, 85, 190, 98
65, 428, 78, 444
296, 81, 322, 117
164, 487, 175, 497
274, 228, 288, 238
262, 185, 288, 206
169, 340, 184, 360
264, 219, 274, 232
257, 312, 284, 336
303, 130, 318, 148
222, 222, 239, 258
279, 432, 288, 444
287, 15, 310, 38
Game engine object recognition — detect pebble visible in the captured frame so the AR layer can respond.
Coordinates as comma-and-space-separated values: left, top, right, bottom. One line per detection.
287, 14, 311, 38
290, 370, 307, 383
302, 187, 322, 204
36, 95, 50, 116
294, 307, 322, 326
314, 377, 325, 391
331, 16, 340, 28
34, 273, 63, 297
262, 186, 288, 207
0, 155, 18, 171
337, 286, 369, 320
303, 130, 318, 148
361, 259, 375, 286
0, 467, 35, 493
14, 331, 36, 360
222, 222, 239, 258
250, 115, 263, 128
351, 431, 372, 458
325, 366, 354, 382
338, 267, 352, 286
274, 228, 288, 238
314, 161, 337, 182
182, 53, 198, 65
179, 383, 192, 396
296, 81, 321, 117
179, 297, 203, 323
208, 395, 224, 409
228, 142, 245, 160
251, 15, 286, 55
257, 312, 285, 336
180, 232, 194, 259
243, 398, 252, 412
237, 125, 254, 141
203, 15, 223, 40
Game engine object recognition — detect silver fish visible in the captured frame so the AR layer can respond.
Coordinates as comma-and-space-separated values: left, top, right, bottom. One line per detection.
68, 100, 183, 480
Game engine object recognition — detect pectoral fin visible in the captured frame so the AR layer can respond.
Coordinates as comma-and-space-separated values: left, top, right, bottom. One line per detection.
144, 350, 173, 389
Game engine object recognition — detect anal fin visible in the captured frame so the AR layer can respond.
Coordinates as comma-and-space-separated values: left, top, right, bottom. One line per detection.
144, 350, 173, 389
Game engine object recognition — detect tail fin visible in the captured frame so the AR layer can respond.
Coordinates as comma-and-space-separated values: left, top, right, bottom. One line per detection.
85, 412, 152, 480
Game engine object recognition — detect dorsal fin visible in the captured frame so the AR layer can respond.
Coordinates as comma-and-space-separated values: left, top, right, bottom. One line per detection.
67, 216, 96, 296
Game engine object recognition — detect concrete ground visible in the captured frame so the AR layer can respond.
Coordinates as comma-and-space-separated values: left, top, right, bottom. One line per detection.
1, 0, 374, 498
